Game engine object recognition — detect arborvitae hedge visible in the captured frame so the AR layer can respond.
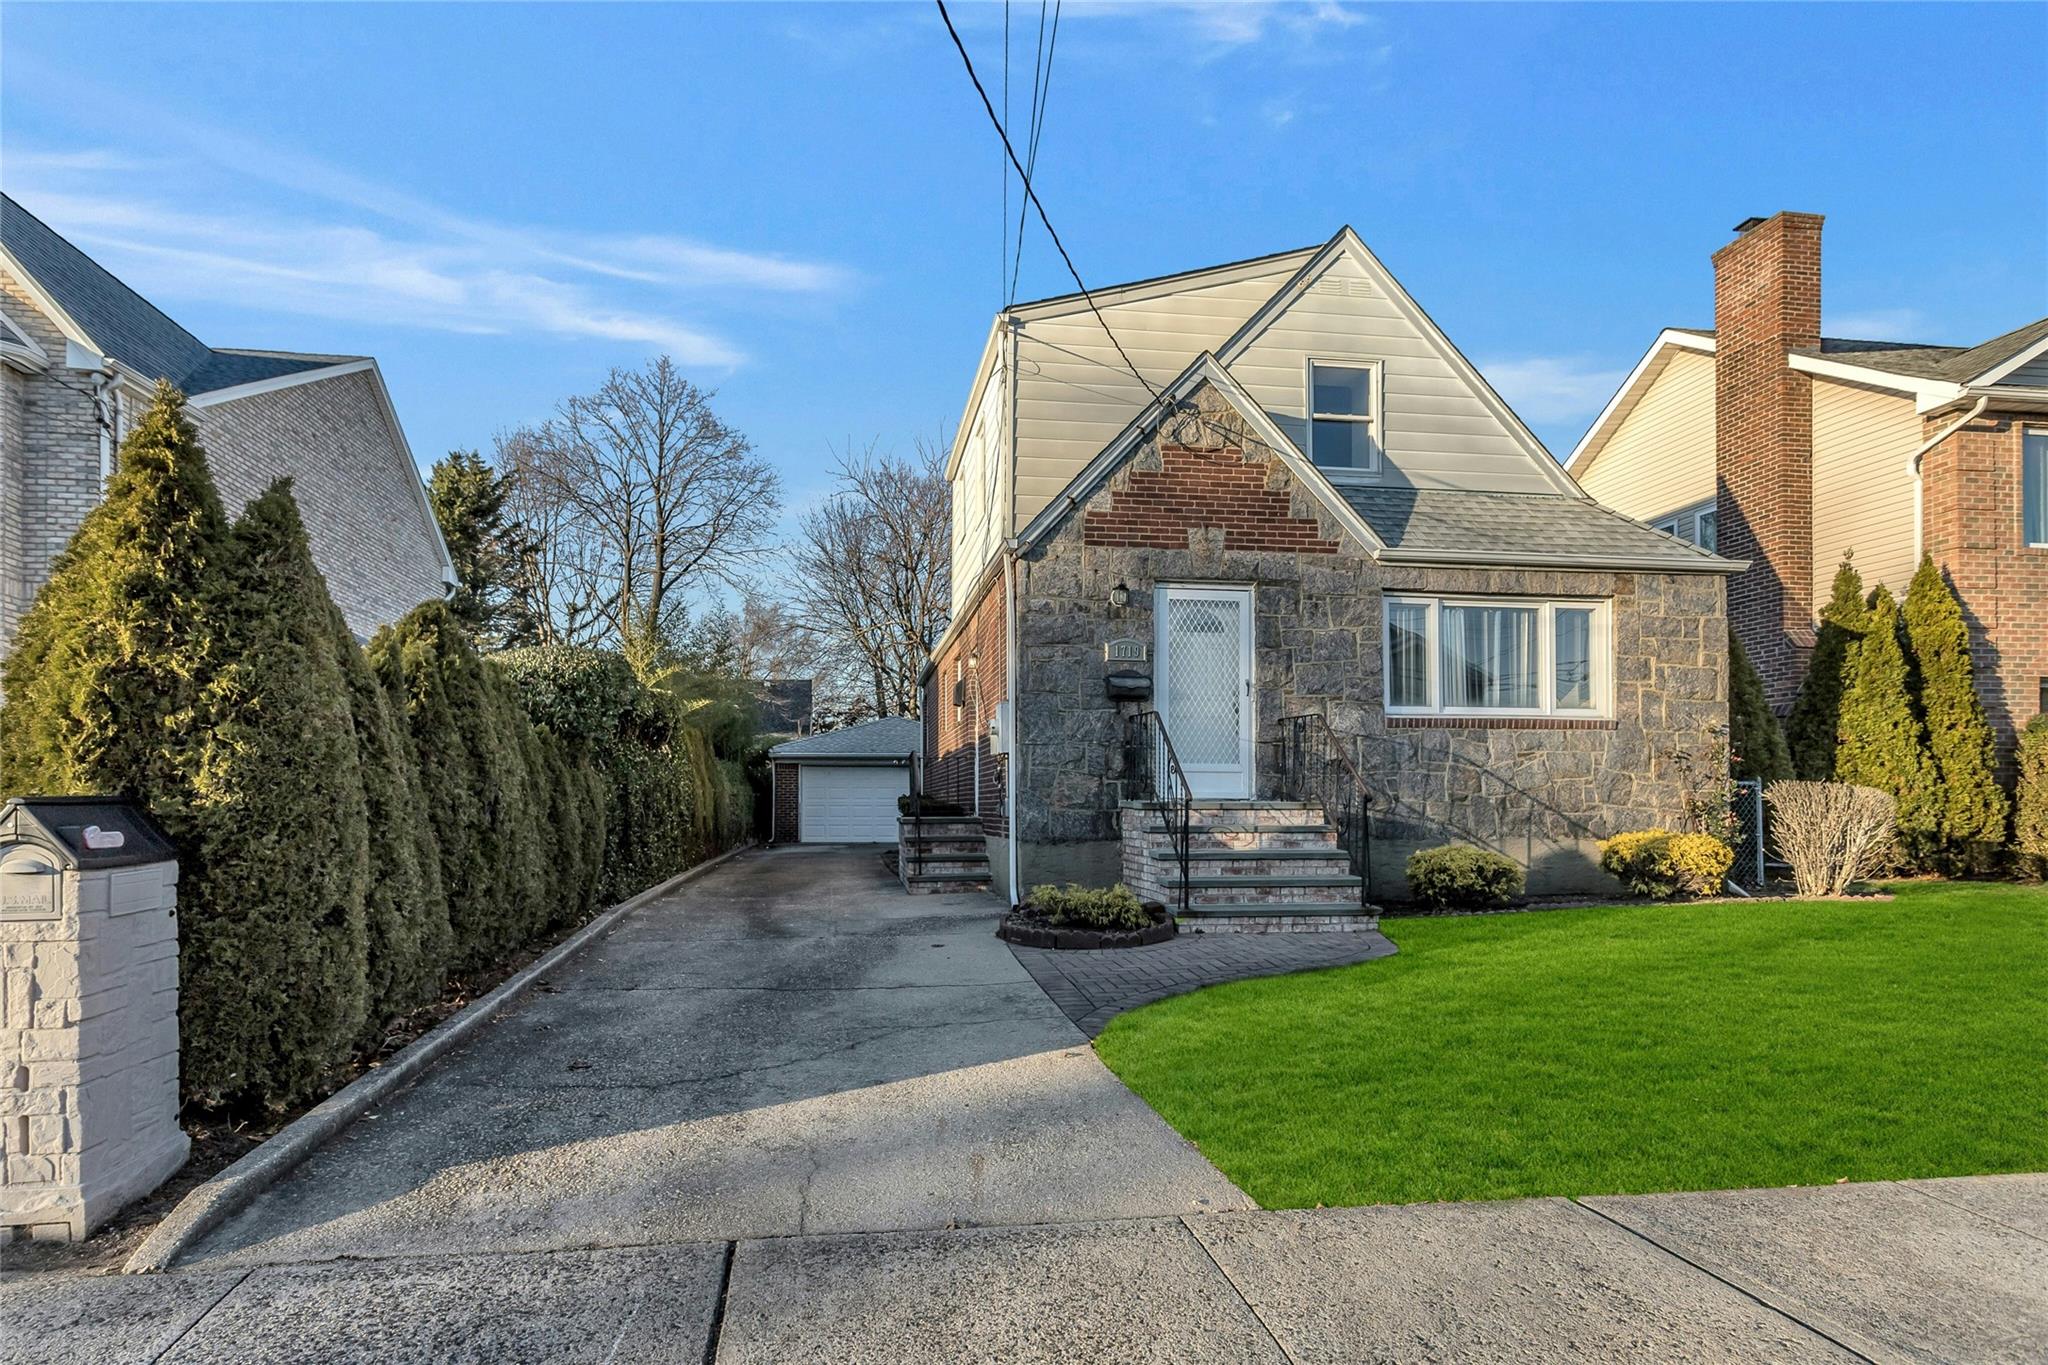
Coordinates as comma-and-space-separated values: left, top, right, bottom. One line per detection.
1834, 586, 1941, 868
1902, 556, 2009, 873
1786, 554, 1867, 781
1, 386, 749, 1113
2017, 716, 2048, 880
1728, 627, 1793, 784
0, 381, 224, 812
327, 594, 450, 1024
187, 483, 372, 1108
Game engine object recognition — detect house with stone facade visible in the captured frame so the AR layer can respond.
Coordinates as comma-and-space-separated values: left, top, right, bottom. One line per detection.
1, 193, 455, 657
918, 228, 1742, 921
1569, 211, 2048, 770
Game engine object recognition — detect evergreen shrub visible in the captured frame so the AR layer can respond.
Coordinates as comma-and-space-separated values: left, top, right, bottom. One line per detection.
1902, 556, 2009, 873
1834, 587, 1941, 869
1404, 845, 1524, 911
2016, 716, 2048, 880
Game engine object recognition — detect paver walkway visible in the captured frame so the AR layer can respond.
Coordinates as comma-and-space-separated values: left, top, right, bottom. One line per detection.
1009, 927, 1396, 1036
13, 1174, 2043, 1362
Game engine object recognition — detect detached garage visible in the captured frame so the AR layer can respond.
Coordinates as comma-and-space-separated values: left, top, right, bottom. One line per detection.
768, 718, 920, 844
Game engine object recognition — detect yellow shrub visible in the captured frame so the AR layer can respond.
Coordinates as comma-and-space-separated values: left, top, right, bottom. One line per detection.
1600, 829, 1734, 899
1666, 834, 1735, 897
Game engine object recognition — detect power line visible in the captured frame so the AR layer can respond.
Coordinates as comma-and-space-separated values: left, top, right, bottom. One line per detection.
1008, 0, 1061, 305
935, 0, 1158, 401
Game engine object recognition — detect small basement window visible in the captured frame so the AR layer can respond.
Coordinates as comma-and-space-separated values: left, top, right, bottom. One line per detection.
1386, 596, 1611, 717
1307, 359, 1382, 476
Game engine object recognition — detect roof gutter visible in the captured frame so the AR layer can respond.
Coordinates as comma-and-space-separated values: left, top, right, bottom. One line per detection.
1907, 395, 1989, 562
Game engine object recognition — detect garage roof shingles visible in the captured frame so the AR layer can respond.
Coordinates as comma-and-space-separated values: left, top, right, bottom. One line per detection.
769, 717, 922, 760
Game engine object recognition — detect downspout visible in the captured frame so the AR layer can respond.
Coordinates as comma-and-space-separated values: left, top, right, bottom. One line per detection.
90, 365, 115, 487
1908, 395, 1988, 563
1003, 313, 1023, 906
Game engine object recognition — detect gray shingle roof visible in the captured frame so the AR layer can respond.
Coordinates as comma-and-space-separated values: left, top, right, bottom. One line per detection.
1340, 487, 1732, 571
1, 194, 360, 394
769, 717, 921, 760
1675, 318, 2048, 386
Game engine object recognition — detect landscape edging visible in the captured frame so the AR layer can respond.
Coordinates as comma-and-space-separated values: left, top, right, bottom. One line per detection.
122, 841, 754, 1275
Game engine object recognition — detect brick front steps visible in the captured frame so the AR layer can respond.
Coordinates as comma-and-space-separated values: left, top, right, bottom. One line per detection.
897, 816, 993, 894
1122, 800, 1378, 931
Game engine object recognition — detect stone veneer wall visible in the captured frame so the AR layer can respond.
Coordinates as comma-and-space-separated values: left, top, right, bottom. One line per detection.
1010, 381, 1731, 898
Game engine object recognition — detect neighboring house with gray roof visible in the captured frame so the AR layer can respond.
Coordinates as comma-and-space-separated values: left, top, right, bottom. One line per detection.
0, 193, 455, 655
921, 228, 1743, 913
1569, 212, 2047, 766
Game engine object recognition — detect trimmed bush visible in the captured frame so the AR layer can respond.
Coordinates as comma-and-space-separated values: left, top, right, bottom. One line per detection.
1028, 883, 1150, 930
1786, 555, 1867, 781
1835, 587, 1940, 869
1404, 844, 1523, 911
1728, 628, 1793, 784
1902, 556, 2009, 873
186, 483, 372, 1108
2017, 716, 2048, 880
1600, 829, 1735, 899
1767, 781, 1896, 896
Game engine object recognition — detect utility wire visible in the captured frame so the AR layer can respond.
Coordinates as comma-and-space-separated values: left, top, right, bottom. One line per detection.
1007, 0, 1061, 305
1001, 0, 1010, 302
936, 0, 1158, 401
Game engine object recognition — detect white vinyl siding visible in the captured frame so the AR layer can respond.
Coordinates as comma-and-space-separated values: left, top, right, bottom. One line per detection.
1575, 347, 1716, 525
1010, 264, 1301, 526
949, 366, 1009, 614
1226, 255, 1559, 494
1811, 377, 1920, 599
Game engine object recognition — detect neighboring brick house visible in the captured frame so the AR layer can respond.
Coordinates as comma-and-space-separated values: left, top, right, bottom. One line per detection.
923, 228, 1740, 919
0, 193, 455, 655
1569, 211, 2048, 768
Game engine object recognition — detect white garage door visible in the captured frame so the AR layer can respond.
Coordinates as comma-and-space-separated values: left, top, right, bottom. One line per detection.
798, 764, 907, 843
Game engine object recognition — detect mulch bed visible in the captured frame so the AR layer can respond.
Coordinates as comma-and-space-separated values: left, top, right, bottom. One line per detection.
997, 900, 1177, 950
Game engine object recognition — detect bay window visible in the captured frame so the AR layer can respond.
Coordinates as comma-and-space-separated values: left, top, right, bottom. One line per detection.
1384, 596, 1610, 717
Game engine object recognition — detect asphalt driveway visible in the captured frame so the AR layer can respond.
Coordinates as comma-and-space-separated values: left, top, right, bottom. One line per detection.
175, 844, 1251, 1268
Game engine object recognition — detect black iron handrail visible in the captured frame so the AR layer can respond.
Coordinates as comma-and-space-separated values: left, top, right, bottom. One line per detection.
1123, 711, 1193, 919
1275, 714, 1374, 908
905, 749, 924, 879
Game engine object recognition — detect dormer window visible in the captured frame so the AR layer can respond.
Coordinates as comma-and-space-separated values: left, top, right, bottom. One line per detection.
1307, 359, 1381, 477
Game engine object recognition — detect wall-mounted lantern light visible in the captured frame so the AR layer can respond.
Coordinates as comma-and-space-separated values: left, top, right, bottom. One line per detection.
1109, 582, 1130, 609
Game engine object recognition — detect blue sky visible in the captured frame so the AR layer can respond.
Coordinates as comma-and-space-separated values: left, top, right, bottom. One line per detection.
5, 1, 2044, 525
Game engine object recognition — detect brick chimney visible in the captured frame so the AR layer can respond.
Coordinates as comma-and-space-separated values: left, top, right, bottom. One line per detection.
1714, 211, 1823, 708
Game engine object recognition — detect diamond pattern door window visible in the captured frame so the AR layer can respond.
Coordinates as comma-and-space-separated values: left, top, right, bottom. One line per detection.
1165, 596, 1243, 766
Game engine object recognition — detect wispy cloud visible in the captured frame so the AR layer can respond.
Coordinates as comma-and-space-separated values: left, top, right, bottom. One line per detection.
1067, 0, 1364, 55
1480, 356, 1629, 425
1824, 308, 1929, 342
4, 122, 849, 367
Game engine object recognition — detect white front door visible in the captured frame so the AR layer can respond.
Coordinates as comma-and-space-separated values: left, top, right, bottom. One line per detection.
1157, 586, 1255, 799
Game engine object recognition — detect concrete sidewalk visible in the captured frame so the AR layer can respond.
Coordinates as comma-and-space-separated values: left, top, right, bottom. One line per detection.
13, 1174, 2043, 1363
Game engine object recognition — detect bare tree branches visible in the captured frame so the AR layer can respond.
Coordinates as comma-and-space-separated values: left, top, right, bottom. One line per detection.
785, 437, 951, 717
497, 358, 780, 674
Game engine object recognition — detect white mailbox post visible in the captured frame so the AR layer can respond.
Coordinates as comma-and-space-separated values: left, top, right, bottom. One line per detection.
1, 797, 186, 1243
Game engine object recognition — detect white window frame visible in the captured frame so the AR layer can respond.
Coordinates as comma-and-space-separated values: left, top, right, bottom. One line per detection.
2024, 427, 2047, 550
1304, 357, 1384, 481
1383, 594, 1613, 719
1653, 499, 1717, 552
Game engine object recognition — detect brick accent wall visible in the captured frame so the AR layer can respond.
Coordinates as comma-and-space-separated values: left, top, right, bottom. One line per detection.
1714, 211, 1824, 707
771, 762, 799, 843
1011, 380, 1731, 896
1921, 410, 2048, 773
924, 571, 1008, 837
194, 370, 448, 640
1, 276, 104, 662
1083, 442, 1342, 554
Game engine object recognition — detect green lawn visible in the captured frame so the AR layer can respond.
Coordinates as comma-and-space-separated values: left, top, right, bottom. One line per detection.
1094, 883, 2047, 1208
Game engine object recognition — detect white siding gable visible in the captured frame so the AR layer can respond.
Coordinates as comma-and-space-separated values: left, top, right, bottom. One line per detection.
1010, 261, 1304, 525
1810, 376, 1919, 600
950, 365, 1008, 614
1574, 347, 1717, 523
1220, 238, 1574, 495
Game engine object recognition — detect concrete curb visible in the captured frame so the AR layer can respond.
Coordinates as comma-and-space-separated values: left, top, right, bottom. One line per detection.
123, 842, 756, 1274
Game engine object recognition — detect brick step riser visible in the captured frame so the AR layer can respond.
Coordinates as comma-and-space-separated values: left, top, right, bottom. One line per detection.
1183, 914, 1381, 934
900, 840, 989, 857
903, 879, 993, 896
1182, 885, 1366, 908
898, 821, 986, 837
906, 861, 990, 878
1174, 859, 1355, 879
